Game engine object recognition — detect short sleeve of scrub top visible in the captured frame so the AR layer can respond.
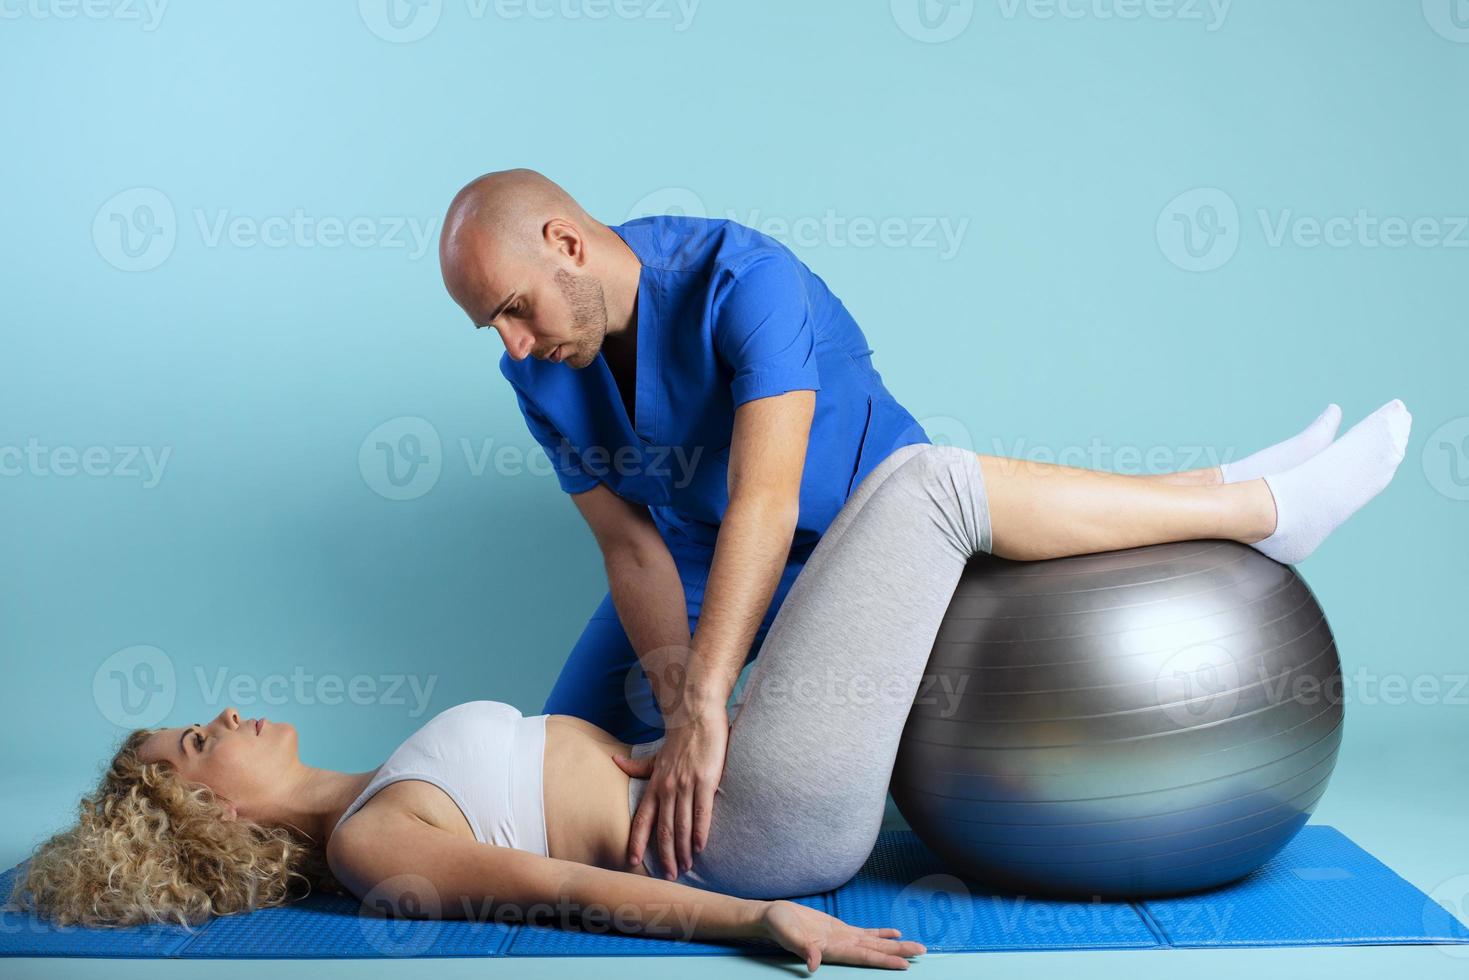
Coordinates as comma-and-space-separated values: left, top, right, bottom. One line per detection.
507, 377, 599, 495
713, 253, 823, 407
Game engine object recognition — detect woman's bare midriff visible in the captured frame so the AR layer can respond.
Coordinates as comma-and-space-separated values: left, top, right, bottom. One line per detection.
334, 714, 653, 877
542, 714, 652, 876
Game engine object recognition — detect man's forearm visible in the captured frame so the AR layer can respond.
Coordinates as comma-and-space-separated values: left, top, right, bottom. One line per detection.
681, 493, 800, 714
604, 540, 695, 716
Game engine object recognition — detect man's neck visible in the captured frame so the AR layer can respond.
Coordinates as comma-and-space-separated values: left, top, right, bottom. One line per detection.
601, 225, 641, 339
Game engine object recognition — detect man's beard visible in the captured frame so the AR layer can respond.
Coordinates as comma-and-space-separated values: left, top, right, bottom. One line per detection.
553, 267, 608, 368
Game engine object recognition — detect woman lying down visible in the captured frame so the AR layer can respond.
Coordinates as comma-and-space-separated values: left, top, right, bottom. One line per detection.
9, 400, 1410, 971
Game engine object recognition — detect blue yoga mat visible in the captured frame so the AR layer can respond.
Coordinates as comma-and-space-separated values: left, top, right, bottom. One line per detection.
2, 825, 1466, 959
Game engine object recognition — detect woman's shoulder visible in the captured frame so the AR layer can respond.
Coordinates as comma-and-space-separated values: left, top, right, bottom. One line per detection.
326, 777, 480, 893
327, 703, 513, 850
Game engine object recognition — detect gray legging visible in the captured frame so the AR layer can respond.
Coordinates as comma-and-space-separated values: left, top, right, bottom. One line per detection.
627, 442, 993, 897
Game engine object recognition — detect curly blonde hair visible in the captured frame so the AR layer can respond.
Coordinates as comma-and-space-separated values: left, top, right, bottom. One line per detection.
7, 728, 347, 929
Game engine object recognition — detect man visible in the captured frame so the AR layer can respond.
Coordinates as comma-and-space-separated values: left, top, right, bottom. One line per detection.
438, 169, 929, 882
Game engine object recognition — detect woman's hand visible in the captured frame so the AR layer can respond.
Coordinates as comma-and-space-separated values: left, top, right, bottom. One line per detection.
759, 899, 927, 972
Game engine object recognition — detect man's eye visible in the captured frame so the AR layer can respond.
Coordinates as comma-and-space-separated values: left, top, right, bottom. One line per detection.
194, 731, 206, 751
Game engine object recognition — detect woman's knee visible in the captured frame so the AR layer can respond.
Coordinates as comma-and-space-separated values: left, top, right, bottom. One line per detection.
882, 444, 993, 556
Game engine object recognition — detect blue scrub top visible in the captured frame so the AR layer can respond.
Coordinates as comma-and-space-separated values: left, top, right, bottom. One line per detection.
501, 215, 929, 560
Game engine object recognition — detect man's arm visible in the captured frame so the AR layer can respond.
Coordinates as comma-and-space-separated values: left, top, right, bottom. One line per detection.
571, 483, 694, 717
618, 390, 815, 881
682, 389, 815, 715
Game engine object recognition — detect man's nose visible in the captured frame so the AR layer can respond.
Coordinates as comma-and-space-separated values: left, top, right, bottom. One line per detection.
499, 324, 535, 361
213, 707, 240, 730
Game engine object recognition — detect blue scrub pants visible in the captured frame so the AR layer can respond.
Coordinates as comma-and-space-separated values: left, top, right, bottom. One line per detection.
541, 541, 807, 744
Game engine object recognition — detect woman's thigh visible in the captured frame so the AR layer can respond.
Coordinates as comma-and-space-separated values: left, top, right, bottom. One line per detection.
634, 444, 993, 897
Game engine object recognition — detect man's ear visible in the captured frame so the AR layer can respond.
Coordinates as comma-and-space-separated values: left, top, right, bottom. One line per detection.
544, 216, 585, 264
218, 798, 239, 821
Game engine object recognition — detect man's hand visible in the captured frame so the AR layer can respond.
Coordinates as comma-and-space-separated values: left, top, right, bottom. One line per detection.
613, 702, 729, 879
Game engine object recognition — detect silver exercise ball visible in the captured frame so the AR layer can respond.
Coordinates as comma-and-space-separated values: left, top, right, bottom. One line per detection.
891, 539, 1344, 899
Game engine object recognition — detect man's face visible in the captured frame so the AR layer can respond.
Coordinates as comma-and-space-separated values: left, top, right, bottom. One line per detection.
459, 247, 611, 368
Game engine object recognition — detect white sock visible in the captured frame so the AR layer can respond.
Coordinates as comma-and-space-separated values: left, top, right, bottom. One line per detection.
1251, 399, 1412, 564
1219, 404, 1343, 483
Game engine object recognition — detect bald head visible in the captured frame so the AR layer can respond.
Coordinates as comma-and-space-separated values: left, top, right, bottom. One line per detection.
438, 168, 638, 367
441, 168, 593, 271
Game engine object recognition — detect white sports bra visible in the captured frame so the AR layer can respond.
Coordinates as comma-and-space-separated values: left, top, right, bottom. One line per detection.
332, 700, 549, 855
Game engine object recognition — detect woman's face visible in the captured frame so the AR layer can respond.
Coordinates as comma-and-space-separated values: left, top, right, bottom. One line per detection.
138, 707, 299, 818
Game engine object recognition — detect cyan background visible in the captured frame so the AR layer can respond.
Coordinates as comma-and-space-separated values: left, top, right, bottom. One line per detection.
2, 2, 1466, 977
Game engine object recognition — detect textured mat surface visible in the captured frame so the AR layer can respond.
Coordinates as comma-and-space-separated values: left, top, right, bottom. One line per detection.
830, 829, 1161, 951
2, 826, 1466, 958
1139, 826, 1469, 948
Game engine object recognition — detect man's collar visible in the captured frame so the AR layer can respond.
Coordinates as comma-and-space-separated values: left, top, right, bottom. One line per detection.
609, 217, 661, 267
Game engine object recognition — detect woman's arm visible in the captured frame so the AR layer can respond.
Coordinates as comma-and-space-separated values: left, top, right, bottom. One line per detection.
328, 808, 923, 968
